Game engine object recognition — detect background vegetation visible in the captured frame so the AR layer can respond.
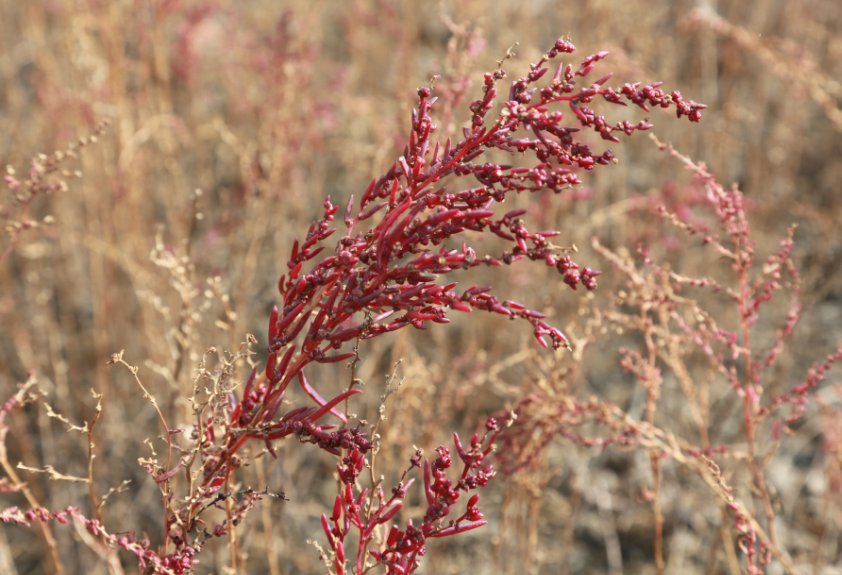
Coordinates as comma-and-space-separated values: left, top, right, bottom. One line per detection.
1, 0, 841, 573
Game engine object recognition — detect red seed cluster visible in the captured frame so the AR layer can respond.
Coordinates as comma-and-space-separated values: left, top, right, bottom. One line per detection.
249, 37, 706, 421
357, 419, 503, 574
198, 36, 704, 549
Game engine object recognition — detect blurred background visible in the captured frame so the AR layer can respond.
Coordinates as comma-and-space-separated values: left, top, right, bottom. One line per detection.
1, 0, 841, 573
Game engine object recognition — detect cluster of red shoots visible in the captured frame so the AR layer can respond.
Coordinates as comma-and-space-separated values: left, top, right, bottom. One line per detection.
2, 37, 704, 574
186, 36, 704, 573
322, 417, 504, 574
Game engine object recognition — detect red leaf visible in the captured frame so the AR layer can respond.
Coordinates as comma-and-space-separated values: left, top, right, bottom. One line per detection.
298, 372, 361, 423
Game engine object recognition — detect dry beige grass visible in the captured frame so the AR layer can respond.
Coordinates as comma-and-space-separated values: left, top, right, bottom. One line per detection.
1, 1, 841, 573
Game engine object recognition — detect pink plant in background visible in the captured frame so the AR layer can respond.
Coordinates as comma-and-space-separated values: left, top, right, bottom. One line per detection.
1, 37, 703, 573
493, 137, 842, 574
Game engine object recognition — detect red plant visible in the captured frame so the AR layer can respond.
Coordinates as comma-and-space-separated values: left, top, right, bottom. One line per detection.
2, 37, 703, 573
320, 416, 505, 574
215, 35, 703, 465
181, 36, 702, 572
